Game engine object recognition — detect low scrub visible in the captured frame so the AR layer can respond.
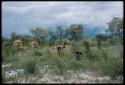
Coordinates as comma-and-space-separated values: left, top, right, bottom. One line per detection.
33, 48, 42, 56
95, 56, 123, 79
20, 56, 37, 74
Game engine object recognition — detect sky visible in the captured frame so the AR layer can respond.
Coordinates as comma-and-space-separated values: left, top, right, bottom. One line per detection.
2, 1, 123, 38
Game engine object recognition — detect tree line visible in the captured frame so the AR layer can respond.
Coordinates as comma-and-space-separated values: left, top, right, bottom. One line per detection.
2, 17, 123, 46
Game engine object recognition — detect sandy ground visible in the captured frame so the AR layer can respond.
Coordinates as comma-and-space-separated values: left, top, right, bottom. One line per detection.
2, 64, 123, 84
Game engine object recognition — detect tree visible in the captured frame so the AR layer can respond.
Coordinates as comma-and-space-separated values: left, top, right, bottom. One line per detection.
18, 35, 32, 45
30, 27, 48, 43
11, 32, 18, 41
96, 34, 108, 41
47, 30, 57, 45
66, 24, 83, 41
2, 36, 11, 47
2, 36, 10, 43
48, 30, 56, 42
55, 25, 64, 43
106, 17, 123, 38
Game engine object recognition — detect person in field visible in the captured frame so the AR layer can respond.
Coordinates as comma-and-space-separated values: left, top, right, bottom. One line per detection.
13, 39, 22, 50
29, 40, 38, 49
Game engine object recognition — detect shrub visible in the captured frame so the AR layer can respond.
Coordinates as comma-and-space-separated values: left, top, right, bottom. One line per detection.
101, 41, 110, 47
48, 41, 55, 46
20, 56, 37, 74
89, 41, 97, 47
55, 39, 63, 45
108, 39, 117, 45
45, 47, 52, 58
83, 40, 90, 52
49, 57, 68, 75
69, 59, 93, 72
95, 56, 123, 79
2, 45, 17, 62
33, 49, 42, 56
84, 47, 108, 61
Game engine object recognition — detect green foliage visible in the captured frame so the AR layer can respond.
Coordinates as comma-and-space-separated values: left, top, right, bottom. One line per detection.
96, 34, 108, 41
20, 56, 37, 74
49, 57, 68, 75
83, 40, 90, 52
2, 28, 123, 83
69, 59, 92, 71
66, 24, 83, 41
45, 47, 52, 58
96, 56, 123, 79
101, 41, 110, 47
48, 30, 57, 42
108, 38, 118, 45
11, 32, 18, 41
31, 27, 48, 43
88, 40, 97, 47
32, 48, 42, 56
48, 41, 55, 46
55, 25, 64, 41
71, 41, 79, 51
2, 37, 10, 43
55, 39, 63, 45
2, 45, 16, 62
106, 17, 123, 38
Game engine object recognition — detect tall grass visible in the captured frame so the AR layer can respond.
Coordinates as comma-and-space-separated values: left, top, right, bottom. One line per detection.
95, 56, 123, 79
2, 45, 17, 63
32, 48, 42, 56
20, 55, 37, 74
2, 39, 123, 83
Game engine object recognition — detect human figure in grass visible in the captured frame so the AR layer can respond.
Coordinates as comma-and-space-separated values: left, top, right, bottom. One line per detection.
13, 39, 22, 50
29, 40, 38, 49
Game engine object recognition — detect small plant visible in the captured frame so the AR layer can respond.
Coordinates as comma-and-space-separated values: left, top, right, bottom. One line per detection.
97, 39, 101, 49
33, 49, 42, 56
50, 57, 67, 75
83, 40, 90, 52
20, 56, 37, 74
45, 47, 52, 57
96, 56, 123, 79
2, 45, 18, 62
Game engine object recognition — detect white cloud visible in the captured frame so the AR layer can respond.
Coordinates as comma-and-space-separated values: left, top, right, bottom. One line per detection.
2, 1, 123, 37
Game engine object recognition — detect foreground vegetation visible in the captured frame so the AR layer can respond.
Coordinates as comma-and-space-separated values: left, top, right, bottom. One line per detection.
2, 40, 123, 83
2, 17, 123, 83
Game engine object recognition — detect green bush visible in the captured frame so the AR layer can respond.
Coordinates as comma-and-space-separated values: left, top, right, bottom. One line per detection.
21, 56, 37, 74
95, 56, 123, 79
57, 58, 67, 75
69, 59, 92, 71
48, 41, 55, 46
89, 41, 97, 47
2, 45, 17, 62
101, 41, 110, 47
33, 49, 42, 56
45, 48, 52, 58
55, 39, 63, 45
49, 57, 68, 75
108, 39, 117, 45
84, 48, 108, 61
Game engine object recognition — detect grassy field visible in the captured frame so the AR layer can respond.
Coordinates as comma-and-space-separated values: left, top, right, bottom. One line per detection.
2, 41, 123, 83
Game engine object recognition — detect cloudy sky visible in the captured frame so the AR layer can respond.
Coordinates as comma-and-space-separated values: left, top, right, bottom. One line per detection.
2, 1, 123, 38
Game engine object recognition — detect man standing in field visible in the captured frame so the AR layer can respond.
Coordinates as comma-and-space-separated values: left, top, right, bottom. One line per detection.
29, 40, 38, 49
13, 39, 23, 50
